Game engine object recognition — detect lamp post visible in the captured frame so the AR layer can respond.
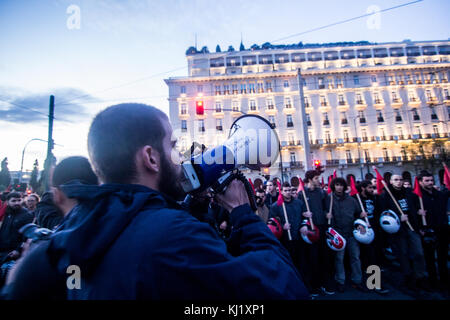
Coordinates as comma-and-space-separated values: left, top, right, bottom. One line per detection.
20, 138, 48, 183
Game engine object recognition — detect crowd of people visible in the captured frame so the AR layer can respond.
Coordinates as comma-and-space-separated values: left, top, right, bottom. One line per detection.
251, 169, 449, 298
0, 103, 448, 300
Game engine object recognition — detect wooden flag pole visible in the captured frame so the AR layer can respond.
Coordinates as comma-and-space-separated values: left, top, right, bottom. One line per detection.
355, 193, 370, 226
281, 202, 293, 241
300, 189, 315, 230
419, 197, 427, 226
381, 180, 414, 231
328, 194, 333, 225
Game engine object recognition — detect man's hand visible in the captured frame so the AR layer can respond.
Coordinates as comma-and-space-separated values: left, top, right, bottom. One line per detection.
219, 221, 227, 230
283, 223, 291, 231
418, 209, 426, 216
303, 211, 312, 218
401, 214, 409, 222
300, 226, 308, 236
215, 179, 250, 213
7, 250, 20, 260
360, 211, 368, 218
326, 212, 333, 220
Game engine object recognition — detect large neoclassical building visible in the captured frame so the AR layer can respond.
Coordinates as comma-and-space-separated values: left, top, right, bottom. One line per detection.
165, 39, 449, 185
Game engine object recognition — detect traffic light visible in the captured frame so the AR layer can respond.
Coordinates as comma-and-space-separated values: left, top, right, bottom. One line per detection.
313, 159, 321, 168
313, 159, 324, 173
196, 100, 204, 115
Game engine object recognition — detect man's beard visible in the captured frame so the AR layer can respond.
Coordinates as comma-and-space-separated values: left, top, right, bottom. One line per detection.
7, 205, 21, 214
158, 152, 186, 201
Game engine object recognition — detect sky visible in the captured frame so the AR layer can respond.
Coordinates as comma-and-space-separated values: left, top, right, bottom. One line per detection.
0, 0, 449, 172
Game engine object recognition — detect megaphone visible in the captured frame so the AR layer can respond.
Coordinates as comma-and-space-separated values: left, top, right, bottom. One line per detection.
180, 115, 280, 194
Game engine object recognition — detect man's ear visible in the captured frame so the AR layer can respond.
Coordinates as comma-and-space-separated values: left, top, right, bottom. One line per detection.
139, 146, 160, 173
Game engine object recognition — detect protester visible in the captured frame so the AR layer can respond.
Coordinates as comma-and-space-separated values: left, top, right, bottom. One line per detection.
4, 103, 308, 300
328, 178, 365, 293
290, 186, 298, 199
269, 182, 308, 277
301, 170, 335, 297
0, 192, 33, 286
24, 194, 39, 215
417, 171, 449, 293
264, 180, 278, 207
379, 174, 430, 292
255, 188, 269, 223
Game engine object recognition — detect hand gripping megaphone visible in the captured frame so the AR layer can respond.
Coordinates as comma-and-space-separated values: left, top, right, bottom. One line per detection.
180, 115, 280, 196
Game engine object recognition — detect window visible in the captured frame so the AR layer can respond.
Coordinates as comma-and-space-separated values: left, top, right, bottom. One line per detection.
444, 89, 450, 99
240, 84, 247, 94
383, 148, 389, 161
338, 94, 345, 105
283, 80, 290, 88
346, 150, 352, 161
304, 96, 310, 107
343, 130, 349, 141
353, 75, 359, 85
336, 77, 343, 88
426, 90, 434, 101
323, 113, 329, 125
364, 149, 370, 162
359, 110, 366, 123
287, 115, 294, 127
267, 99, 274, 109
215, 85, 221, 95
318, 77, 325, 89
412, 108, 420, 121
248, 83, 256, 93
325, 131, 331, 143
320, 95, 327, 106
392, 91, 399, 103
356, 93, 363, 104
433, 125, 439, 136
215, 102, 222, 113
341, 112, 348, 124
197, 85, 203, 93
397, 127, 404, 138
232, 101, 239, 112
216, 119, 223, 131
395, 111, 402, 122
249, 100, 257, 111
306, 114, 311, 126
377, 111, 384, 123
181, 120, 187, 132
408, 90, 416, 101
257, 83, 264, 93
198, 119, 205, 132
180, 103, 187, 115
232, 84, 238, 94
380, 128, 386, 139
373, 92, 381, 104
265, 81, 272, 92
285, 97, 292, 108
269, 116, 276, 127
290, 152, 296, 163
180, 86, 186, 94
308, 131, 313, 144
288, 134, 295, 145
430, 107, 438, 120
362, 128, 368, 141
371, 76, 377, 83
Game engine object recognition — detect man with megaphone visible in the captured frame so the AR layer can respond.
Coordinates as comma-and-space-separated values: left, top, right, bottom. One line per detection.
4, 103, 308, 300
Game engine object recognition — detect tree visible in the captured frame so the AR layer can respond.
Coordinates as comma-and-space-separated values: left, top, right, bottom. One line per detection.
0, 157, 11, 189
29, 159, 40, 192
227, 45, 235, 52
215, 45, 221, 52
239, 41, 245, 51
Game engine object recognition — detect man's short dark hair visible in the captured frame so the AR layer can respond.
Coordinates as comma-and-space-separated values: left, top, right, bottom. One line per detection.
6, 192, 21, 201
417, 170, 433, 182
304, 170, 320, 183
282, 182, 291, 189
52, 156, 99, 187
365, 173, 374, 181
255, 188, 265, 194
330, 177, 347, 192
357, 180, 372, 193
88, 103, 168, 184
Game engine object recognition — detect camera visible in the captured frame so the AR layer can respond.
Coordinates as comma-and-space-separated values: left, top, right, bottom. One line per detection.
19, 223, 54, 242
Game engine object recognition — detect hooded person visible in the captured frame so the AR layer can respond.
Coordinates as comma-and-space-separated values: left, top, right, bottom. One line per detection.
3, 103, 308, 300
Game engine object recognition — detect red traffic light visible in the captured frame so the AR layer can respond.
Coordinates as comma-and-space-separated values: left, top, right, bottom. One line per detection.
196, 100, 204, 115
313, 160, 321, 167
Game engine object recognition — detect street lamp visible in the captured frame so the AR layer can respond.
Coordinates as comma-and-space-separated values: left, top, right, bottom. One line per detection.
351, 115, 365, 180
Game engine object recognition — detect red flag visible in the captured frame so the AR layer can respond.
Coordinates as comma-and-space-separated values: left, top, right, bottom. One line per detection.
444, 163, 450, 190
349, 175, 359, 196
321, 176, 325, 188
248, 178, 255, 195
412, 176, 422, 198
276, 180, 284, 206
333, 169, 337, 179
0, 200, 6, 222
297, 177, 305, 193
373, 167, 384, 195
327, 175, 333, 194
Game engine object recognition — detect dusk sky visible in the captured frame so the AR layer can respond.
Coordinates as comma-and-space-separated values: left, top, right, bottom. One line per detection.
1, 0, 449, 172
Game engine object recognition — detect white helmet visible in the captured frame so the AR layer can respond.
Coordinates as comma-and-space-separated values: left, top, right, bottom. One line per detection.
380, 210, 400, 234
353, 219, 375, 244
326, 227, 346, 251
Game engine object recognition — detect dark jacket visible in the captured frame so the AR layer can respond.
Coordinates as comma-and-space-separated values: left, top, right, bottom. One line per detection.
35, 192, 64, 230
327, 193, 360, 238
4, 183, 308, 300
304, 187, 327, 226
0, 207, 33, 258
379, 186, 420, 232
269, 198, 306, 241
420, 187, 449, 228
264, 192, 278, 208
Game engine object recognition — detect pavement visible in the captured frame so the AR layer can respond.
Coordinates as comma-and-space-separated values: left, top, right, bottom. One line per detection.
314, 252, 449, 300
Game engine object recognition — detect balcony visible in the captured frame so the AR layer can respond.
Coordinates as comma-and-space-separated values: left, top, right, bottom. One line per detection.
360, 118, 367, 124
323, 120, 330, 126
216, 126, 223, 131
362, 136, 368, 142
409, 97, 421, 107
395, 116, 403, 122
413, 115, 421, 121
326, 159, 340, 166
306, 120, 312, 126
377, 117, 384, 123
290, 161, 303, 169
341, 119, 348, 125
391, 98, 402, 108
318, 84, 325, 89
287, 122, 294, 128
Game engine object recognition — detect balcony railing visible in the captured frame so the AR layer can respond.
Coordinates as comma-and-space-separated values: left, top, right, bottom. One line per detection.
360, 118, 366, 123
323, 120, 330, 125
341, 119, 348, 125
290, 161, 303, 168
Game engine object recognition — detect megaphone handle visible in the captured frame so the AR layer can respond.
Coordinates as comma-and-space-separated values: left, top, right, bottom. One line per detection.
236, 172, 258, 212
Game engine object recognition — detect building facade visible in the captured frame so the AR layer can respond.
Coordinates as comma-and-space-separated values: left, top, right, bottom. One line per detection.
165, 40, 450, 186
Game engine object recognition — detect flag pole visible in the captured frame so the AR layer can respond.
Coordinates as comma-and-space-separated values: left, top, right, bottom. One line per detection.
328, 194, 333, 225
281, 202, 292, 241
380, 180, 414, 231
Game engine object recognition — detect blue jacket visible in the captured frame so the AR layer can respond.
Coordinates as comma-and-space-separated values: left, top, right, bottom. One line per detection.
6, 183, 308, 300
